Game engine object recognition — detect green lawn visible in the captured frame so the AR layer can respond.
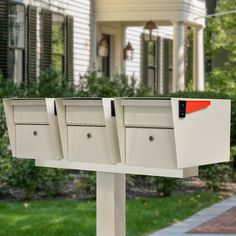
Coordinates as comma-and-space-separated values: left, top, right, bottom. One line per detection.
0, 191, 222, 236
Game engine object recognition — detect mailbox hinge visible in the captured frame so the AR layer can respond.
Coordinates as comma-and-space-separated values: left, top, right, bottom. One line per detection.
54, 101, 57, 116
111, 100, 116, 117
179, 101, 187, 118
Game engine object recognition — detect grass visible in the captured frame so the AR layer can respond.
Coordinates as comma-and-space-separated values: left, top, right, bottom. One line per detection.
0, 191, 223, 236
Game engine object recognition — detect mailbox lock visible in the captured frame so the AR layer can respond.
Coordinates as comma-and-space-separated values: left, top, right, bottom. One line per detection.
33, 131, 38, 136
87, 133, 92, 139
149, 136, 154, 142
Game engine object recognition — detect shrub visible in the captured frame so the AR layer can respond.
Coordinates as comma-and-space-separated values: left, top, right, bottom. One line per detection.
78, 71, 152, 97
0, 72, 72, 199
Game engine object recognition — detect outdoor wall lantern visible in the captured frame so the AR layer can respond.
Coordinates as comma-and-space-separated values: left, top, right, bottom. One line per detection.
97, 37, 108, 57
8, 3, 25, 49
124, 42, 134, 61
143, 21, 158, 41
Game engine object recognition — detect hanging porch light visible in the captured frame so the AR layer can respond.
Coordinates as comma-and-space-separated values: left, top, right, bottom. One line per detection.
124, 42, 134, 61
97, 37, 108, 57
143, 21, 158, 41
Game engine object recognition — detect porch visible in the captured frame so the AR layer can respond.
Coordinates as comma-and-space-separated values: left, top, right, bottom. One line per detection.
94, 0, 207, 93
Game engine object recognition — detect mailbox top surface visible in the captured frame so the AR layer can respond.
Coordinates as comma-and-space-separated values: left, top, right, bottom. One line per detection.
122, 97, 171, 100
8, 99, 46, 106
62, 98, 103, 100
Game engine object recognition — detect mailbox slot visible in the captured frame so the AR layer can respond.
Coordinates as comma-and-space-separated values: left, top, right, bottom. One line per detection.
122, 100, 173, 128
11, 100, 48, 125
64, 100, 105, 126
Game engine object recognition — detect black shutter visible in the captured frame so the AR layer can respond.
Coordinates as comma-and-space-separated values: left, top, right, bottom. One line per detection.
0, 0, 8, 78
66, 15, 74, 83
142, 34, 148, 85
163, 38, 173, 93
41, 9, 52, 72
27, 5, 37, 83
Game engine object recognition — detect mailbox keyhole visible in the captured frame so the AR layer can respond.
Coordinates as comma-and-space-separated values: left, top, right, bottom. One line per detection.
87, 133, 92, 139
149, 136, 154, 142
33, 131, 38, 136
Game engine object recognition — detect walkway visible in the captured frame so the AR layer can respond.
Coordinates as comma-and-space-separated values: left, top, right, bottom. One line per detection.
150, 195, 236, 236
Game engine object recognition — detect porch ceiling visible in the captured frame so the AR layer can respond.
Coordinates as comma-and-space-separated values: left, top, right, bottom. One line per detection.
95, 0, 206, 27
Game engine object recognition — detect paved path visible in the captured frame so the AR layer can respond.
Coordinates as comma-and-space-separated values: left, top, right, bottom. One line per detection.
150, 195, 236, 236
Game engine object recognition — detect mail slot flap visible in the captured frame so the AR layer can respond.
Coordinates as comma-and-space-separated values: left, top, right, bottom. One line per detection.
64, 99, 105, 126
12, 100, 48, 124
122, 99, 173, 128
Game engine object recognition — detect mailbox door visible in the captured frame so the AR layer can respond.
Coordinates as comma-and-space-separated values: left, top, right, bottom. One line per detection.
126, 128, 178, 169
16, 125, 53, 159
68, 126, 111, 164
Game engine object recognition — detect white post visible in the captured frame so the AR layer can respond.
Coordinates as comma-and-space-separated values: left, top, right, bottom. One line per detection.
96, 172, 126, 236
193, 27, 205, 91
172, 21, 185, 92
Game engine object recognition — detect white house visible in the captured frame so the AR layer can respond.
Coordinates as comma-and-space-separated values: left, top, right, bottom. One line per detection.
0, 0, 206, 93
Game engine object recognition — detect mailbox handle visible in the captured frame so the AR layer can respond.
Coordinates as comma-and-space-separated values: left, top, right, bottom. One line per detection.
149, 136, 154, 142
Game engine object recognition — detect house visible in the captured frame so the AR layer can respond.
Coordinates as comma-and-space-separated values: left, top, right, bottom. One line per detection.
0, 0, 206, 93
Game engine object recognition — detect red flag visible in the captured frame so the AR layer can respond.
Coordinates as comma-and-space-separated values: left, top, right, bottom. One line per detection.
186, 101, 211, 114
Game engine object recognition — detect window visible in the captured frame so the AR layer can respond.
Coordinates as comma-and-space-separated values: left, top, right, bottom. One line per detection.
8, 3, 25, 49
51, 13, 65, 76
101, 34, 111, 77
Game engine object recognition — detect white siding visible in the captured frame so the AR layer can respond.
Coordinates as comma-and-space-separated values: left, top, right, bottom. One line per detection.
125, 26, 173, 84
25, 0, 91, 84
125, 27, 143, 83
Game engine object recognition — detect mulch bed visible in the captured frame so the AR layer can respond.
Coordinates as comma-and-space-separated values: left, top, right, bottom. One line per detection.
188, 206, 236, 234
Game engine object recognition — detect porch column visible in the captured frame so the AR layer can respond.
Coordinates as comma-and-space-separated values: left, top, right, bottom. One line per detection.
158, 37, 164, 94
172, 21, 185, 92
193, 27, 205, 91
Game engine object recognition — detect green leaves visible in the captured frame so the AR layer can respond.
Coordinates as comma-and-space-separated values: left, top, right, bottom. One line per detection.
205, 0, 236, 96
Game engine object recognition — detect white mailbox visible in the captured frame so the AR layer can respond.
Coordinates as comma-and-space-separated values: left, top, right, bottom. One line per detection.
115, 98, 231, 169
3, 99, 63, 160
55, 98, 120, 164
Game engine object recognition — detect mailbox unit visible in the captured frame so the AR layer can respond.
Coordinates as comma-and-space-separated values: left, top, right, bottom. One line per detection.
115, 98, 231, 169
55, 98, 120, 164
3, 99, 63, 160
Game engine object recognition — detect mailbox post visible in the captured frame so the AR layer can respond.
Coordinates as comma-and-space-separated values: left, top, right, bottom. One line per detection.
3, 97, 231, 236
